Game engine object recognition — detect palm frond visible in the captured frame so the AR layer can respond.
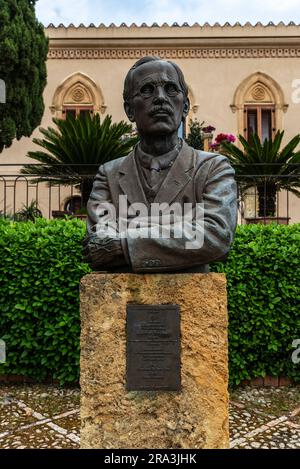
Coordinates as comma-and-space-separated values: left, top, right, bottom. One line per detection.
22, 113, 139, 186
220, 130, 300, 216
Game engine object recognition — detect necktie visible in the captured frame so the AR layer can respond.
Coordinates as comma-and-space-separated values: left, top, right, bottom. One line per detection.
136, 139, 183, 189
149, 158, 161, 188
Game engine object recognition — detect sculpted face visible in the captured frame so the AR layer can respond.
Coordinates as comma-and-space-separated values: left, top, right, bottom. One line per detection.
126, 61, 189, 137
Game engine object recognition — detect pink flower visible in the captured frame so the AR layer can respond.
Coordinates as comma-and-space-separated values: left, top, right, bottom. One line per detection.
202, 125, 216, 133
215, 133, 236, 144
215, 133, 228, 144
227, 134, 236, 143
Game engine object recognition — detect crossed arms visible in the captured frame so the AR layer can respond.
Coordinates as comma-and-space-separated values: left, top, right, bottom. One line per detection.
83, 155, 237, 272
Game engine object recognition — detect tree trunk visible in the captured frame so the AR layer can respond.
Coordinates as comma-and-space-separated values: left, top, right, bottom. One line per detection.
257, 182, 277, 217
80, 178, 94, 209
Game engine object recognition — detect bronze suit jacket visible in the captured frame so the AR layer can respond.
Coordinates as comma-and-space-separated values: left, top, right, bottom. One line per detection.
86, 141, 237, 273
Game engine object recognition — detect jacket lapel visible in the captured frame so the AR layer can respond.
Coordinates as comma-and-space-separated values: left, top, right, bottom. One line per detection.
118, 149, 149, 206
154, 141, 195, 204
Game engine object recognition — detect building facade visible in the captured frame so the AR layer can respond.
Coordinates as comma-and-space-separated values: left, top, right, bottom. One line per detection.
1, 22, 300, 221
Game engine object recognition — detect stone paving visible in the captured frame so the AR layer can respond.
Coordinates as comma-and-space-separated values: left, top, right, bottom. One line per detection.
0, 385, 80, 449
230, 386, 300, 449
0, 384, 299, 449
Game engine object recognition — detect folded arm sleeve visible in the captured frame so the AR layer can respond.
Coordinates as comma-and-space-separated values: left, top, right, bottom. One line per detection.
85, 164, 130, 267
126, 156, 237, 272
86, 165, 112, 235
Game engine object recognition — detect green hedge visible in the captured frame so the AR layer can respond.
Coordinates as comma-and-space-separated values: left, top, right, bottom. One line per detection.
0, 219, 299, 386
0, 218, 90, 384
211, 223, 300, 385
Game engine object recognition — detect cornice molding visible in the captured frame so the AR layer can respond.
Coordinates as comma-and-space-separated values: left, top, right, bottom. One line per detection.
45, 22, 300, 29
48, 47, 300, 60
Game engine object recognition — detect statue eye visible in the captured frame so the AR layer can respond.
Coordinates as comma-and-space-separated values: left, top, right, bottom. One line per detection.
140, 83, 155, 96
165, 83, 180, 96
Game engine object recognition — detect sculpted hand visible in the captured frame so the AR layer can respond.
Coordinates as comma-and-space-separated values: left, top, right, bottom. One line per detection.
83, 232, 126, 269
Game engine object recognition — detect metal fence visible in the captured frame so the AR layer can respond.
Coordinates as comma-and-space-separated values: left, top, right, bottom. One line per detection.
0, 163, 299, 224
232, 163, 300, 224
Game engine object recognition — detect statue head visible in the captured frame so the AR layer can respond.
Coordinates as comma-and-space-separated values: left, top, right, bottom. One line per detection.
123, 57, 190, 138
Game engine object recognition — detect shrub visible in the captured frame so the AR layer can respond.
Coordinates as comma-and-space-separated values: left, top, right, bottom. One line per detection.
211, 223, 300, 386
0, 220, 299, 386
185, 119, 205, 150
0, 218, 90, 384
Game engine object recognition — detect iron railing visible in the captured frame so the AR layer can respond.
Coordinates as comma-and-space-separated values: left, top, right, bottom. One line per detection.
0, 163, 299, 224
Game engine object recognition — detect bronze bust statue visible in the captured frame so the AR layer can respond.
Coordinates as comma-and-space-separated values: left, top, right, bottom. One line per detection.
83, 57, 237, 272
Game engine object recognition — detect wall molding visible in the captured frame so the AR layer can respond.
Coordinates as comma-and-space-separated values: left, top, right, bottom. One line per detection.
48, 47, 300, 60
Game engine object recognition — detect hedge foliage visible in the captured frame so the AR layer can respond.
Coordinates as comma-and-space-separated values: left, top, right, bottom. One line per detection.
211, 223, 300, 385
0, 219, 299, 386
0, 218, 90, 384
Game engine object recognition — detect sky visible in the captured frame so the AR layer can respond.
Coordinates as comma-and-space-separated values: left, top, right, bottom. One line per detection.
35, 0, 300, 27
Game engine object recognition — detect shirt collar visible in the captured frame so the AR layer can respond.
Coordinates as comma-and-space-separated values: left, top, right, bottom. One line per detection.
136, 139, 183, 170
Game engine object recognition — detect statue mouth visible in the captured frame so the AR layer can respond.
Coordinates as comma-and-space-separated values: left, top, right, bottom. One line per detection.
150, 107, 173, 117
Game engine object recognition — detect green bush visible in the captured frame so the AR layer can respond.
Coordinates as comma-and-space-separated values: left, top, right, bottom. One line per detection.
0, 219, 299, 386
211, 223, 300, 386
0, 218, 90, 384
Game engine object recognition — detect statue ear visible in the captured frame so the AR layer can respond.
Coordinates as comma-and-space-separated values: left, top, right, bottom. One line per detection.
182, 98, 190, 118
124, 101, 135, 122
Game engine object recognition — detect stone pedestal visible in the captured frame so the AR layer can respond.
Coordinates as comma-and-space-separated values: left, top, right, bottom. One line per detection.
80, 272, 229, 449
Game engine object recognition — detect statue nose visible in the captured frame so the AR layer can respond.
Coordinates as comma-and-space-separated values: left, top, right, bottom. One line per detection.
153, 85, 168, 102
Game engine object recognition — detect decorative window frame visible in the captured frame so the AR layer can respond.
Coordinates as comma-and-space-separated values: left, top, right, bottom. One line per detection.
231, 72, 289, 219
50, 72, 107, 118
230, 72, 288, 139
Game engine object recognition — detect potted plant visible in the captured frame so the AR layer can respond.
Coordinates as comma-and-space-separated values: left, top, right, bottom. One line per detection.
218, 131, 300, 224
186, 119, 216, 151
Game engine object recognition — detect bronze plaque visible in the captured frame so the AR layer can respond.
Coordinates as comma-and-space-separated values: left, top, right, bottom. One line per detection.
126, 304, 181, 391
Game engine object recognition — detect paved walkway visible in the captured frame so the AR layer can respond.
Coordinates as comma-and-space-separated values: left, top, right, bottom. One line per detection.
0, 384, 299, 449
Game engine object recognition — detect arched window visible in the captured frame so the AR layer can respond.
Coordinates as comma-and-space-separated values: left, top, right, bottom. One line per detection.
231, 72, 288, 142
50, 72, 107, 119
64, 195, 82, 214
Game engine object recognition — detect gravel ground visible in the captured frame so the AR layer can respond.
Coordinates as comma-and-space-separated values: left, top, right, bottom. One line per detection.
0, 384, 299, 449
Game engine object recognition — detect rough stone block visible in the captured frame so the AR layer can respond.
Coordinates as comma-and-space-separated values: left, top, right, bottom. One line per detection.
80, 272, 229, 449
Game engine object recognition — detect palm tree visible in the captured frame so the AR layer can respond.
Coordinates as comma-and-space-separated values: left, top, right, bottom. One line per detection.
22, 113, 139, 208
220, 131, 300, 217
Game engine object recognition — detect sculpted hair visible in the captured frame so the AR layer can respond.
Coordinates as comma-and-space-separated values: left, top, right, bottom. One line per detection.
123, 56, 189, 105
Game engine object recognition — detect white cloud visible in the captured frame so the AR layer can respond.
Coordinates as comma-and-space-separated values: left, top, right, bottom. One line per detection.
36, 0, 91, 26
35, 0, 300, 26
141, 0, 300, 25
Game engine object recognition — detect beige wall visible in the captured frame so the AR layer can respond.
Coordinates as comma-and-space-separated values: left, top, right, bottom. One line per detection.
1, 24, 300, 221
